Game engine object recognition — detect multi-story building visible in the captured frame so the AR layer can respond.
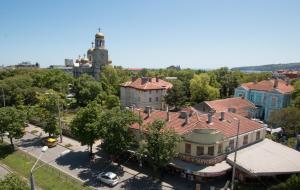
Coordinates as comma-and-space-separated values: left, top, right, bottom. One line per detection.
234, 78, 294, 121
193, 97, 257, 118
120, 77, 172, 110
73, 30, 112, 80
130, 108, 265, 179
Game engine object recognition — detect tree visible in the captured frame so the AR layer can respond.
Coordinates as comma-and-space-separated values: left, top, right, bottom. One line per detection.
96, 93, 121, 109
268, 107, 300, 136
164, 80, 187, 110
72, 74, 103, 106
292, 79, 300, 109
139, 120, 181, 177
36, 89, 65, 137
0, 107, 26, 150
268, 174, 300, 190
70, 101, 102, 154
0, 174, 30, 190
190, 73, 220, 103
99, 108, 139, 160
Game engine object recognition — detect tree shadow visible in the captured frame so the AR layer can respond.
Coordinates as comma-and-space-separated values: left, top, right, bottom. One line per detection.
0, 143, 13, 159
17, 136, 42, 148
55, 149, 125, 188
120, 175, 163, 190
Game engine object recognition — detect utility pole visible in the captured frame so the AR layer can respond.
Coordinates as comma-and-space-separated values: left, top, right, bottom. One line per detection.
57, 99, 62, 143
1, 87, 5, 107
231, 118, 240, 190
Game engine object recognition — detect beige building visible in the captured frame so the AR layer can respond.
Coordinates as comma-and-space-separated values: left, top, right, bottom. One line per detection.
73, 30, 112, 80
130, 108, 265, 178
120, 77, 172, 110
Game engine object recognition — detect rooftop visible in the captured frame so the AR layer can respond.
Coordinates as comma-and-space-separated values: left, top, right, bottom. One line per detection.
241, 79, 294, 94
194, 97, 256, 117
131, 108, 263, 138
227, 138, 300, 176
121, 77, 173, 90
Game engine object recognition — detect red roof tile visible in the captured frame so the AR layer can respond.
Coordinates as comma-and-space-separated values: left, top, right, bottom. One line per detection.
121, 77, 173, 90
198, 97, 256, 117
241, 79, 294, 94
131, 109, 263, 138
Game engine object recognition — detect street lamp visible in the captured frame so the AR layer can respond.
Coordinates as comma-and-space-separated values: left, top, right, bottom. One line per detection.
231, 117, 240, 190
30, 146, 70, 190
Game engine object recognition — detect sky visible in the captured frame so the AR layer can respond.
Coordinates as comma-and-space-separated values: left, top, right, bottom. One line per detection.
1, 0, 300, 69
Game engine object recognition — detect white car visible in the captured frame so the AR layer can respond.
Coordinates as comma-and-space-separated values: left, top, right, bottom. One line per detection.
97, 172, 119, 187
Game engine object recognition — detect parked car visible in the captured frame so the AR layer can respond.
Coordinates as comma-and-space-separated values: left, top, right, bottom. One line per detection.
97, 172, 119, 187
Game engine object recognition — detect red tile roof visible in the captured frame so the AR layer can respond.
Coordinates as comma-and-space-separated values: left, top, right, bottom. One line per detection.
121, 77, 173, 90
196, 97, 256, 117
241, 79, 294, 94
131, 109, 263, 138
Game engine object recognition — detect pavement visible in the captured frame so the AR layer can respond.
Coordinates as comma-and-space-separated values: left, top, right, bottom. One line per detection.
0, 164, 10, 179
3, 124, 201, 190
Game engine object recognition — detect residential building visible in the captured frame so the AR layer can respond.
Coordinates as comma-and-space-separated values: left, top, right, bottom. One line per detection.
130, 108, 265, 179
120, 77, 172, 110
73, 30, 112, 80
193, 97, 257, 118
234, 78, 294, 121
273, 70, 300, 79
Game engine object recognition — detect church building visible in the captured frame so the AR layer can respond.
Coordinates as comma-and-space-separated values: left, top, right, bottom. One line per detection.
73, 30, 112, 80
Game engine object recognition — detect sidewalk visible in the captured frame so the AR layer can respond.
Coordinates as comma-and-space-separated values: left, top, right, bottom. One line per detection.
26, 124, 101, 152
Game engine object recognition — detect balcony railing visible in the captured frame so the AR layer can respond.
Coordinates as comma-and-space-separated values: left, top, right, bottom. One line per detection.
178, 153, 226, 166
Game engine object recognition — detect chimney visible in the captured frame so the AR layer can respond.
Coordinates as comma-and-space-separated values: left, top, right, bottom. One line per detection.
131, 76, 137, 82
141, 77, 148, 84
274, 78, 278, 88
166, 105, 170, 121
285, 79, 289, 86
145, 106, 152, 117
241, 95, 245, 99
156, 77, 159, 82
207, 113, 213, 124
220, 112, 225, 121
228, 108, 236, 113
180, 111, 189, 125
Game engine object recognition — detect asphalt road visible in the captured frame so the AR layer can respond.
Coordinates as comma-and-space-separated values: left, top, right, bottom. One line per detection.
6, 131, 198, 190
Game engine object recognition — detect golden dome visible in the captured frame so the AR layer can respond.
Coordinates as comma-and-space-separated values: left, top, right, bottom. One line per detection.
95, 32, 104, 38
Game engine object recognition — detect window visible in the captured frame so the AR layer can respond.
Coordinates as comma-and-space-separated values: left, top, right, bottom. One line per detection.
272, 96, 277, 107
208, 146, 214, 156
263, 96, 266, 104
196, 146, 204, 156
149, 98, 152, 102
229, 139, 234, 150
156, 97, 159, 102
156, 90, 159, 93
243, 135, 248, 145
149, 90, 152, 94
250, 95, 254, 101
185, 143, 191, 154
218, 143, 223, 154
256, 131, 261, 140
238, 93, 243, 97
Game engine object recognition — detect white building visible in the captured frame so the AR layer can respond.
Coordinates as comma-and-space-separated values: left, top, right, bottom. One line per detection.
120, 77, 172, 110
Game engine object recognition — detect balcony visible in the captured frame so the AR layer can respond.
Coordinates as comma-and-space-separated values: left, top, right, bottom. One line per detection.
178, 153, 226, 166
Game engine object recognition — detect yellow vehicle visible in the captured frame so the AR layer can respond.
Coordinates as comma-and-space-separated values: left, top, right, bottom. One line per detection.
43, 137, 58, 148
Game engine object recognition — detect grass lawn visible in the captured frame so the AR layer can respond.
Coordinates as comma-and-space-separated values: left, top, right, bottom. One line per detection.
0, 143, 91, 190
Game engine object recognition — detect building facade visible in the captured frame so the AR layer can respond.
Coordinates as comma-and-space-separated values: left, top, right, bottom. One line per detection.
120, 77, 172, 110
73, 31, 112, 80
130, 108, 265, 179
234, 79, 294, 121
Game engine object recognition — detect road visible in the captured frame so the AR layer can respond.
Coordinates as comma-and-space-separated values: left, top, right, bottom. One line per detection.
5, 125, 198, 190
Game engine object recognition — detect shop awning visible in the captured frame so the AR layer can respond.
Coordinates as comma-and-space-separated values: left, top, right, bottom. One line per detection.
169, 159, 231, 177
227, 139, 300, 176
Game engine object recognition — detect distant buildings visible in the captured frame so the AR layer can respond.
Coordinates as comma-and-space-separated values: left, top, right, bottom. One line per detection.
120, 77, 172, 110
273, 70, 300, 79
73, 30, 112, 80
234, 78, 294, 121
4, 61, 40, 69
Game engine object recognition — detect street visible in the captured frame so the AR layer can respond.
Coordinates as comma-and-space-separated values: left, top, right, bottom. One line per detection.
5, 124, 199, 190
